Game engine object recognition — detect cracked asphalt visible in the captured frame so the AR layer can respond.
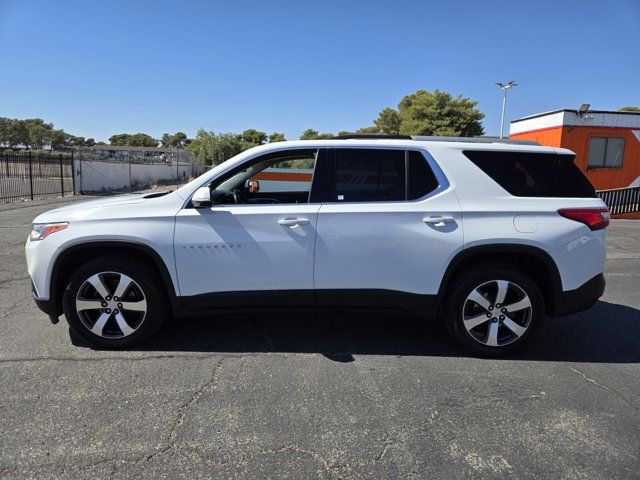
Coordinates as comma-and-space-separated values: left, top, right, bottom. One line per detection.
1, 195, 639, 479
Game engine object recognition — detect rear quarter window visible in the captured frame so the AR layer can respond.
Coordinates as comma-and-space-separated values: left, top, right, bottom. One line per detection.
407, 150, 439, 200
463, 150, 597, 198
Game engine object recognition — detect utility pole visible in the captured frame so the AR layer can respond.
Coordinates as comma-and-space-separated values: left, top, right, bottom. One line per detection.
496, 80, 517, 139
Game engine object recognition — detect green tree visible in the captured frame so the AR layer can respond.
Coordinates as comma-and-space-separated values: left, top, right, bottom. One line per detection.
355, 126, 380, 134
109, 133, 132, 146
0, 118, 80, 149
70, 136, 86, 147
129, 133, 158, 147
619, 106, 640, 112
161, 133, 172, 148
300, 128, 318, 140
299, 128, 334, 140
172, 132, 187, 147
0, 118, 14, 147
10, 119, 29, 147
374, 107, 401, 134
52, 129, 93, 149
187, 130, 255, 165
23, 119, 54, 149
186, 129, 211, 163
51, 129, 70, 149
396, 89, 484, 136
161, 132, 188, 148
110, 133, 158, 147
241, 129, 267, 145
218, 133, 251, 159
268, 132, 286, 143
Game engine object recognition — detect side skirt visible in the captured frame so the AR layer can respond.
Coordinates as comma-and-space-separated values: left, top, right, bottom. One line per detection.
174, 289, 438, 319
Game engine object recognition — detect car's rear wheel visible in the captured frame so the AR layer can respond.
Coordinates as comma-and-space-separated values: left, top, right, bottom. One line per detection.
443, 266, 545, 356
62, 257, 167, 348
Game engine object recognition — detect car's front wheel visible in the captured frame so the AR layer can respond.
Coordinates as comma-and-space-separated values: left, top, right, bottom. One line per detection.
62, 256, 167, 348
443, 266, 545, 356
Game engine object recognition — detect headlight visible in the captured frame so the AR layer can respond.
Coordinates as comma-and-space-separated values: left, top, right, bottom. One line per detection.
30, 222, 69, 241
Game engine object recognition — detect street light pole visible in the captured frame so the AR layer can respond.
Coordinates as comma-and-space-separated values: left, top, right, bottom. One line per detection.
496, 80, 517, 139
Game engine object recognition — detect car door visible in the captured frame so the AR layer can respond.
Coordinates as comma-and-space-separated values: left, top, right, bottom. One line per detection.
314, 147, 463, 310
174, 148, 323, 309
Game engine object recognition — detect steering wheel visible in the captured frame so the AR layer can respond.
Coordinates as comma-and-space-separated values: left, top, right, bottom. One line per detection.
232, 188, 248, 204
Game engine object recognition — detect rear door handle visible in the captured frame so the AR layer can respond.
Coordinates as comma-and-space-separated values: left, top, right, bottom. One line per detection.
423, 215, 455, 226
278, 218, 309, 227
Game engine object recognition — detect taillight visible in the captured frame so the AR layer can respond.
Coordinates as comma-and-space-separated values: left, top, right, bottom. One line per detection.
557, 208, 610, 231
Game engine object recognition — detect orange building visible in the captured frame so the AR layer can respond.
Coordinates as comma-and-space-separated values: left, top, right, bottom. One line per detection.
510, 109, 640, 190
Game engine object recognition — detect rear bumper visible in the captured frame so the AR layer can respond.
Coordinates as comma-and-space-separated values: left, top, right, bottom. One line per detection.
552, 273, 605, 317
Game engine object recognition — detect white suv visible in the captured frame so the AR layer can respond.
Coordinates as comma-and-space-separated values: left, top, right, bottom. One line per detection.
25, 136, 609, 355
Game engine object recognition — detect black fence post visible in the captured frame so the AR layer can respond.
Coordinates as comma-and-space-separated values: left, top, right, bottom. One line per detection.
71, 151, 76, 195
28, 151, 34, 200
59, 154, 64, 197
129, 160, 132, 193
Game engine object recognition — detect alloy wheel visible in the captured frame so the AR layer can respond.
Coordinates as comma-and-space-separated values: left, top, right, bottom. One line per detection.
75, 271, 147, 339
462, 279, 532, 347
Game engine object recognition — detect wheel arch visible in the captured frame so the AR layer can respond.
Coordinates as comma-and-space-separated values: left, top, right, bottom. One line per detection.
437, 244, 562, 316
49, 241, 177, 317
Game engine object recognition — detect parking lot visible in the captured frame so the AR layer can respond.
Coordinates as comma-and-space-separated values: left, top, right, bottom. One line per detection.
1, 195, 639, 480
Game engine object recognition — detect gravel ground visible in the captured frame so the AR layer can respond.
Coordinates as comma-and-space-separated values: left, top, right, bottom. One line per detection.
1, 195, 639, 479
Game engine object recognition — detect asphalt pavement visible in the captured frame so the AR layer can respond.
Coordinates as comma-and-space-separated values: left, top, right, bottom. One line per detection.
1, 195, 639, 479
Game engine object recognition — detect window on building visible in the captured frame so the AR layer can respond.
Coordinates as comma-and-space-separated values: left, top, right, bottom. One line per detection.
588, 137, 625, 169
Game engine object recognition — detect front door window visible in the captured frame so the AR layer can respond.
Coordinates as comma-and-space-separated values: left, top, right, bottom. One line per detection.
209, 150, 318, 205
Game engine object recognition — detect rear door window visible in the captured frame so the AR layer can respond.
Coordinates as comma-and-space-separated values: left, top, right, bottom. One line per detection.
325, 148, 439, 202
463, 150, 597, 198
334, 148, 405, 202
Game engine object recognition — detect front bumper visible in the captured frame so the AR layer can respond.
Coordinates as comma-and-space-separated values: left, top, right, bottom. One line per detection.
32, 293, 60, 324
26, 235, 62, 324
551, 273, 605, 317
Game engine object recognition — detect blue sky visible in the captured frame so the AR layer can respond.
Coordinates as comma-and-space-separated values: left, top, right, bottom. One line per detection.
1, 0, 639, 142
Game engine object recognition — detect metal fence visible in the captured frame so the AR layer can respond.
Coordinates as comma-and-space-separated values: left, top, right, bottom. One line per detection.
0, 153, 74, 203
598, 186, 640, 215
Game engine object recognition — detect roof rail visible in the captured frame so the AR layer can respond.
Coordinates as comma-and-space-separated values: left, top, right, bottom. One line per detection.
411, 136, 540, 146
333, 133, 540, 146
334, 134, 412, 140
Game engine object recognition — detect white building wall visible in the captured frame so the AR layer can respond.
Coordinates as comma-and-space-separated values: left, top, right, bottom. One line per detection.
510, 111, 566, 135
510, 110, 640, 135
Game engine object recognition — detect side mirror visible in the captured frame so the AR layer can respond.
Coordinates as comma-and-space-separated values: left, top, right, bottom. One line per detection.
245, 179, 260, 193
192, 186, 212, 208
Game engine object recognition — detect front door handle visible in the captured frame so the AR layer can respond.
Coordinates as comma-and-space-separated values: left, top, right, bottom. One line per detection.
423, 215, 455, 226
278, 218, 309, 227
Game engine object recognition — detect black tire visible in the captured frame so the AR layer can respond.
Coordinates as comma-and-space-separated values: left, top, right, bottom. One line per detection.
442, 265, 545, 357
62, 256, 168, 349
